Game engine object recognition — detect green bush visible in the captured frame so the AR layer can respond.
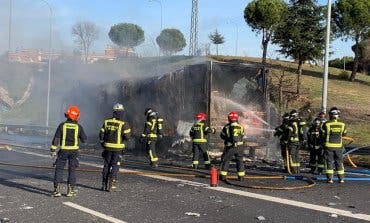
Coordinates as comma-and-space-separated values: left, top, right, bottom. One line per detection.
338, 70, 350, 80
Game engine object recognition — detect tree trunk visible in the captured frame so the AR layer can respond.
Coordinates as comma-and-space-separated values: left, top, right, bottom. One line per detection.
350, 36, 360, 81
296, 60, 303, 95
216, 44, 219, 56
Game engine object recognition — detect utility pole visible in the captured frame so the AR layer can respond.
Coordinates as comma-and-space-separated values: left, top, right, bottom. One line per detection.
321, 0, 331, 113
189, 0, 199, 56
8, 0, 12, 52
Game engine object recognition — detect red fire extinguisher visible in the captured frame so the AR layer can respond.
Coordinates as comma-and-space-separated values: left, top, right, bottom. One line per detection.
210, 167, 218, 187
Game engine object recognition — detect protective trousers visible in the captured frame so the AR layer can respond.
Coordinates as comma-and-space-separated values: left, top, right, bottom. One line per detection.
325, 148, 344, 180
102, 150, 121, 184
146, 140, 158, 166
288, 142, 300, 174
54, 150, 79, 186
192, 143, 210, 167
220, 146, 245, 177
309, 147, 325, 173
279, 141, 288, 171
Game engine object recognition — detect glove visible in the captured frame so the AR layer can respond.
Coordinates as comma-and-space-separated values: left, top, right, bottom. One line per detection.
50, 151, 57, 158
211, 128, 216, 134
158, 134, 163, 139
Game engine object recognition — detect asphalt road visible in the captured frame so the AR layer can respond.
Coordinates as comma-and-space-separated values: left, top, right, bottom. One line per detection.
0, 144, 369, 222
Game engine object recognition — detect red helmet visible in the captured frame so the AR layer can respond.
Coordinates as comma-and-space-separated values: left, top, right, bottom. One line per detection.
65, 106, 80, 121
228, 112, 238, 121
196, 112, 207, 121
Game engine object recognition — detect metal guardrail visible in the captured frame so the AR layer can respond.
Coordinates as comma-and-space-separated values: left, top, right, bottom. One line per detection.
0, 123, 56, 135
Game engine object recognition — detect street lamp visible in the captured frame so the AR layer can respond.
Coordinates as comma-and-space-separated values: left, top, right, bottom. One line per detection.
39, 0, 53, 129
227, 20, 239, 56
8, 0, 12, 52
321, 0, 331, 113
149, 0, 163, 31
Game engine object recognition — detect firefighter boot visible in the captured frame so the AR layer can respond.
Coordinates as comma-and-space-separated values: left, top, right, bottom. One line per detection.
193, 164, 198, 169
101, 179, 108, 191
66, 184, 76, 197
52, 183, 61, 197
238, 176, 244, 182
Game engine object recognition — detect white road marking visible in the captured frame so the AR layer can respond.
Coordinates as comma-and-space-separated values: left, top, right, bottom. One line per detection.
63, 202, 127, 223
9, 148, 370, 222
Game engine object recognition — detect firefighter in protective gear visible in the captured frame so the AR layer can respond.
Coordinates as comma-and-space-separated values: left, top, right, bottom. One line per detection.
286, 109, 306, 174
141, 109, 163, 168
220, 112, 245, 181
189, 112, 215, 169
99, 103, 131, 191
50, 106, 87, 197
321, 107, 346, 183
274, 113, 290, 172
307, 118, 325, 174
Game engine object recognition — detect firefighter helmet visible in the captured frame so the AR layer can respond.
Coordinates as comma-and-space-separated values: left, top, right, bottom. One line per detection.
228, 112, 238, 121
144, 108, 153, 116
290, 109, 298, 117
148, 111, 157, 118
65, 106, 80, 121
318, 111, 326, 118
282, 112, 290, 120
113, 103, 124, 111
313, 118, 321, 126
196, 112, 207, 121
329, 107, 340, 119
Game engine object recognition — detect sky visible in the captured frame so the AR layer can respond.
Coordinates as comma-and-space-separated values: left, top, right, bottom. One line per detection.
0, 0, 354, 59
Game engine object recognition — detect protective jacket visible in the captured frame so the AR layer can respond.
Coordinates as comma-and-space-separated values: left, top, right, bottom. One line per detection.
141, 116, 163, 140
51, 119, 87, 151
189, 121, 213, 144
321, 119, 346, 149
220, 122, 244, 147
99, 116, 131, 150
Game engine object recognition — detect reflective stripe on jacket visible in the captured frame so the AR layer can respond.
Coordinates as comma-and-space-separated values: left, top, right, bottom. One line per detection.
100, 118, 131, 149
322, 119, 346, 148
190, 121, 213, 143
51, 120, 87, 150
220, 122, 244, 147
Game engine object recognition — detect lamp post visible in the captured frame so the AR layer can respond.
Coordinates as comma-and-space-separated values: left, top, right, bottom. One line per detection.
149, 0, 163, 31
40, 0, 52, 129
228, 20, 239, 56
321, 0, 331, 113
8, 0, 12, 52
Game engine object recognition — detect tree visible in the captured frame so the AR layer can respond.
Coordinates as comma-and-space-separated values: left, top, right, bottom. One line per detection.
209, 29, 225, 56
108, 23, 145, 49
272, 0, 325, 94
71, 21, 99, 63
333, 0, 370, 81
156, 28, 186, 56
244, 0, 286, 72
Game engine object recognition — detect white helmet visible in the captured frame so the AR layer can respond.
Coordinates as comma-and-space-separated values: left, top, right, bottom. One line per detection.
113, 103, 124, 111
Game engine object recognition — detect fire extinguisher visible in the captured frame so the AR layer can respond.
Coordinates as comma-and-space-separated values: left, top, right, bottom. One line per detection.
210, 167, 218, 187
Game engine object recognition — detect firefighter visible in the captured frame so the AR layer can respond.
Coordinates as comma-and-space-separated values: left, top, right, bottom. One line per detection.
50, 106, 87, 197
307, 118, 325, 174
321, 107, 347, 183
189, 112, 215, 169
99, 103, 131, 191
274, 113, 290, 172
141, 108, 163, 168
219, 112, 245, 181
286, 109, 306, 174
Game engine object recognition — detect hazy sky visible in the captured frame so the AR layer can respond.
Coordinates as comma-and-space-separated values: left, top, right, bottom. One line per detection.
0, 0, 353, 59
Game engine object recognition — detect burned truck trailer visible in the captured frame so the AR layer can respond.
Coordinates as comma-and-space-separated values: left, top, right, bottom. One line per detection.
97, 61, 276, 159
